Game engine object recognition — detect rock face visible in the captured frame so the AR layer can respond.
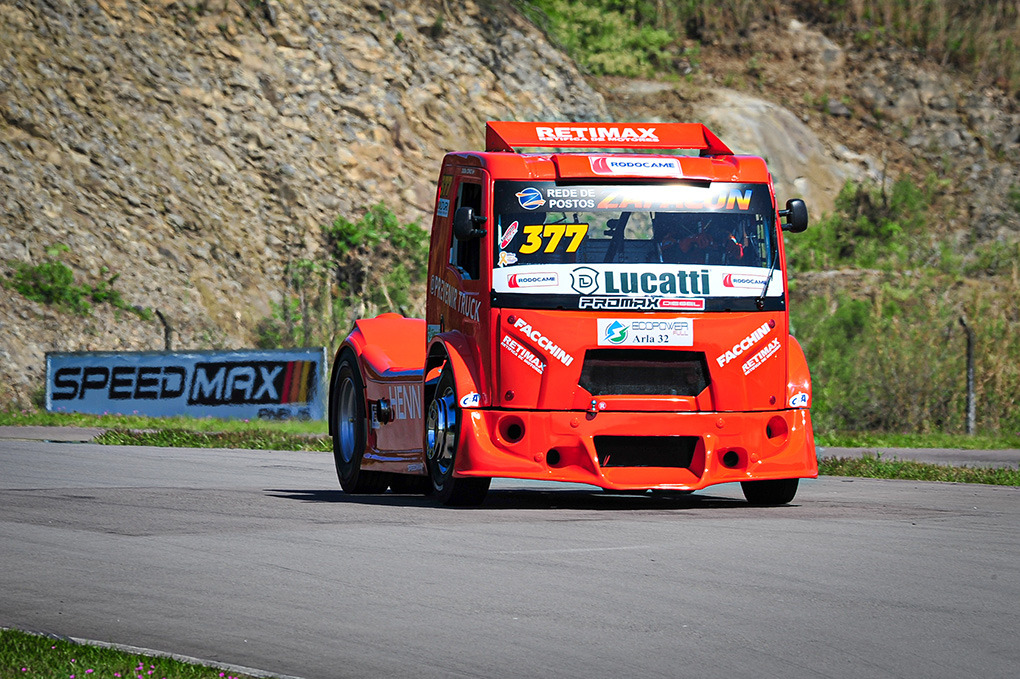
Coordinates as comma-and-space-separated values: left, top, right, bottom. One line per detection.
694, 89, 863, 212
0, 0, 607, 406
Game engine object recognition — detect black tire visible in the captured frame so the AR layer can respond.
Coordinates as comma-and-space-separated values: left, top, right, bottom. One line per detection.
388, 474, 431, 495
331, 349, 389, 494
424, 368, 490, 506
741, 478, 799, 506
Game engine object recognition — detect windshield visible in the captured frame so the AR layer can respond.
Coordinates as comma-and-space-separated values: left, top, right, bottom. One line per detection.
492, 181, 782, 312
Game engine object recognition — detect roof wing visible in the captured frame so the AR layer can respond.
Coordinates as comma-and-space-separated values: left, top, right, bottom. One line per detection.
485, 121, 733, 155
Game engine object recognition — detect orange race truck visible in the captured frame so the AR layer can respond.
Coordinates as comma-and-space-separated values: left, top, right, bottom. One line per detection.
328, 121, 816, 506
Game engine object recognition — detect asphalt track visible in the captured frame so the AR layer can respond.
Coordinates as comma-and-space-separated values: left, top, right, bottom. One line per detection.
1, 436, 1018, 679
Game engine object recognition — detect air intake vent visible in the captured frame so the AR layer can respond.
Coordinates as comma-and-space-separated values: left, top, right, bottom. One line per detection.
579, 349, 709, 396
595, 435, 698, 468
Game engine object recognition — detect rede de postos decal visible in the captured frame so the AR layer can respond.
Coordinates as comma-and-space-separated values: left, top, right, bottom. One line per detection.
516, 187, 545, 210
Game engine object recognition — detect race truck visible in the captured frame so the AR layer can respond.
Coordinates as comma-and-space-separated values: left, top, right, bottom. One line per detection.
328, 121, 816, 506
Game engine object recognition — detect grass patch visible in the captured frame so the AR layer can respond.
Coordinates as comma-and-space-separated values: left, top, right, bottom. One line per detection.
818, 453, 1020, 485
817, 431, 1020, 450
94, 428, 331, 452
0, 410, 327, 436
0, 628, 264, 679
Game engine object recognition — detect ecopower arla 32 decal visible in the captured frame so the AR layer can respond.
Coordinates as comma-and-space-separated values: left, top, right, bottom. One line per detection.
491, 180, 784, 304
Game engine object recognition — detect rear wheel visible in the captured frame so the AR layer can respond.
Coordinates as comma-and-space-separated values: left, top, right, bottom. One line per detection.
332, 350, 389, 494
424, 368, 490, 506
741, 478, 799, 505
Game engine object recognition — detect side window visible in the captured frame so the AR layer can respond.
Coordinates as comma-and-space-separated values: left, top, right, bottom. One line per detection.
450, 181, 483, 280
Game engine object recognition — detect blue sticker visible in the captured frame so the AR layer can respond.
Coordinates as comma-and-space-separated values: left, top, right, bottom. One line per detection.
515, 187, 545, 210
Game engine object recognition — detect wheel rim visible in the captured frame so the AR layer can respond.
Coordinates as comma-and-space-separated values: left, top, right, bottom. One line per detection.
425, 385, 457, 478
337, 375, 358, 464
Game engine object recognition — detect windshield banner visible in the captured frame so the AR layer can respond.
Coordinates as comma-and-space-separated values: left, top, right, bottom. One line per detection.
493, 263, 782, 300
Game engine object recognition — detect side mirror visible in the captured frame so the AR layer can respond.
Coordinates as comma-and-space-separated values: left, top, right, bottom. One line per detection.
780, 199, 808, 233
453, 206, 487, 240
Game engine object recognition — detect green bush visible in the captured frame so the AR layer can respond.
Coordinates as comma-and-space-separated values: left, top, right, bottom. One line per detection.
257, 204, 426, 349
6, 244, 151, 319
785, 175, 941, 272
791, 273, 1020, 435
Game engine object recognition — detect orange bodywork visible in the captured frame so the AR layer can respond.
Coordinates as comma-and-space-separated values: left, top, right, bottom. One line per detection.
332, 121, 817, 492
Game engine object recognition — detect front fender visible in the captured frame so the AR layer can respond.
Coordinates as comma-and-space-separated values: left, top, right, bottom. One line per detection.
328, 313, 425, 435
425, 332, 484, 408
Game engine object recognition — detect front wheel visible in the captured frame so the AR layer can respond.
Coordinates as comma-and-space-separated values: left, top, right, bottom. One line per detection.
741, 478, 799, 505
332, 349, 389, 494
424, 368, 490, 506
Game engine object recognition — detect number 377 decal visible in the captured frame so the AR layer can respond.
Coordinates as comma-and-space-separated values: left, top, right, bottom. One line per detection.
518, 223, 589, 254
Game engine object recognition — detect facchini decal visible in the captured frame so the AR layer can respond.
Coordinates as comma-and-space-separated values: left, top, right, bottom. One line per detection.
715, 319, 776, 368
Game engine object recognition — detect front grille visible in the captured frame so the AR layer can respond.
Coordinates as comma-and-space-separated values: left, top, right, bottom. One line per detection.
594, 435, 698, 468
578, 349, 709, 396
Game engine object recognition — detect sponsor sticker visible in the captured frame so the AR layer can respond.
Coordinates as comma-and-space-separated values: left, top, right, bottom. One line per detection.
499, 220, 519, 249
508, 272, 558, 288
536, 126, 659, 143
742, 337, 781, 375
579, 297, 706, 311
570, 267, 600, 294
716, 319, 776, 368
789, 391, 810, 408
501, 334, 544, 374
516, 187, 545, 210
723, 273, 768, 289
497, 251, 519, 267
510, 317, 575, 366
568, 267, 712, 297
658, 298, 706, 310
459, 392, 481, 408
589, 156, 682, 178
597, 318, 694, 347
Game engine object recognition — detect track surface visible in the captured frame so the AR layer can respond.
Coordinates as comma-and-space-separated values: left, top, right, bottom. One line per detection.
1, 439, 1018, 679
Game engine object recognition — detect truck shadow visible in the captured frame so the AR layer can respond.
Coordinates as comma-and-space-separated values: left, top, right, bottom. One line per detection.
264, 488, 774, 511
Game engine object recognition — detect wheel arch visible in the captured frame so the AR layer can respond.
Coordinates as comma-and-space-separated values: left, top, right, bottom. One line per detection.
424, 332, 482, 407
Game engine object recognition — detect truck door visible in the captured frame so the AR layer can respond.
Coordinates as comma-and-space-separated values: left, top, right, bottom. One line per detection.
428, 174, 488, 342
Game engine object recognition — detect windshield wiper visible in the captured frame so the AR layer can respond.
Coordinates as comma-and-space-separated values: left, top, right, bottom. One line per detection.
755, 249, 777, 310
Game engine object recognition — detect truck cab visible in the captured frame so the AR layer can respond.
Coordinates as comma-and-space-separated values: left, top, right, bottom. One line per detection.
329, 121, 816, 506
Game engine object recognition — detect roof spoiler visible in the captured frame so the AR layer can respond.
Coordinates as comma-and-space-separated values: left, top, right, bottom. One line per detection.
485, 121, 733, 155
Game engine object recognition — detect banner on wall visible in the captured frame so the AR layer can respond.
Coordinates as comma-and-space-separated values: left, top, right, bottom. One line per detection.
45, 348, 328, 421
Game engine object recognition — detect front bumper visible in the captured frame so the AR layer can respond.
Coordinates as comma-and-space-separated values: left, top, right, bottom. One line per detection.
455, 408, 817, 491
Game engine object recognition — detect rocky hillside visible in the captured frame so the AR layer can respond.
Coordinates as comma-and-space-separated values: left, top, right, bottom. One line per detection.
1, 0, 1017, 410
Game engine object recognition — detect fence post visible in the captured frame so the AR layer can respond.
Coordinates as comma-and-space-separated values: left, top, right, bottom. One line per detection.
154, 309, 173, 351
958, 316, 975, 435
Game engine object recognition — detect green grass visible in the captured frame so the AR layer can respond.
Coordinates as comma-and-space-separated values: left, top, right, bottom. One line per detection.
816, 431, 1020, 450
818, 453, 1020, 485
93, 428, 331, 452
0, 628, 264, 679
0, 410, 327, 436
